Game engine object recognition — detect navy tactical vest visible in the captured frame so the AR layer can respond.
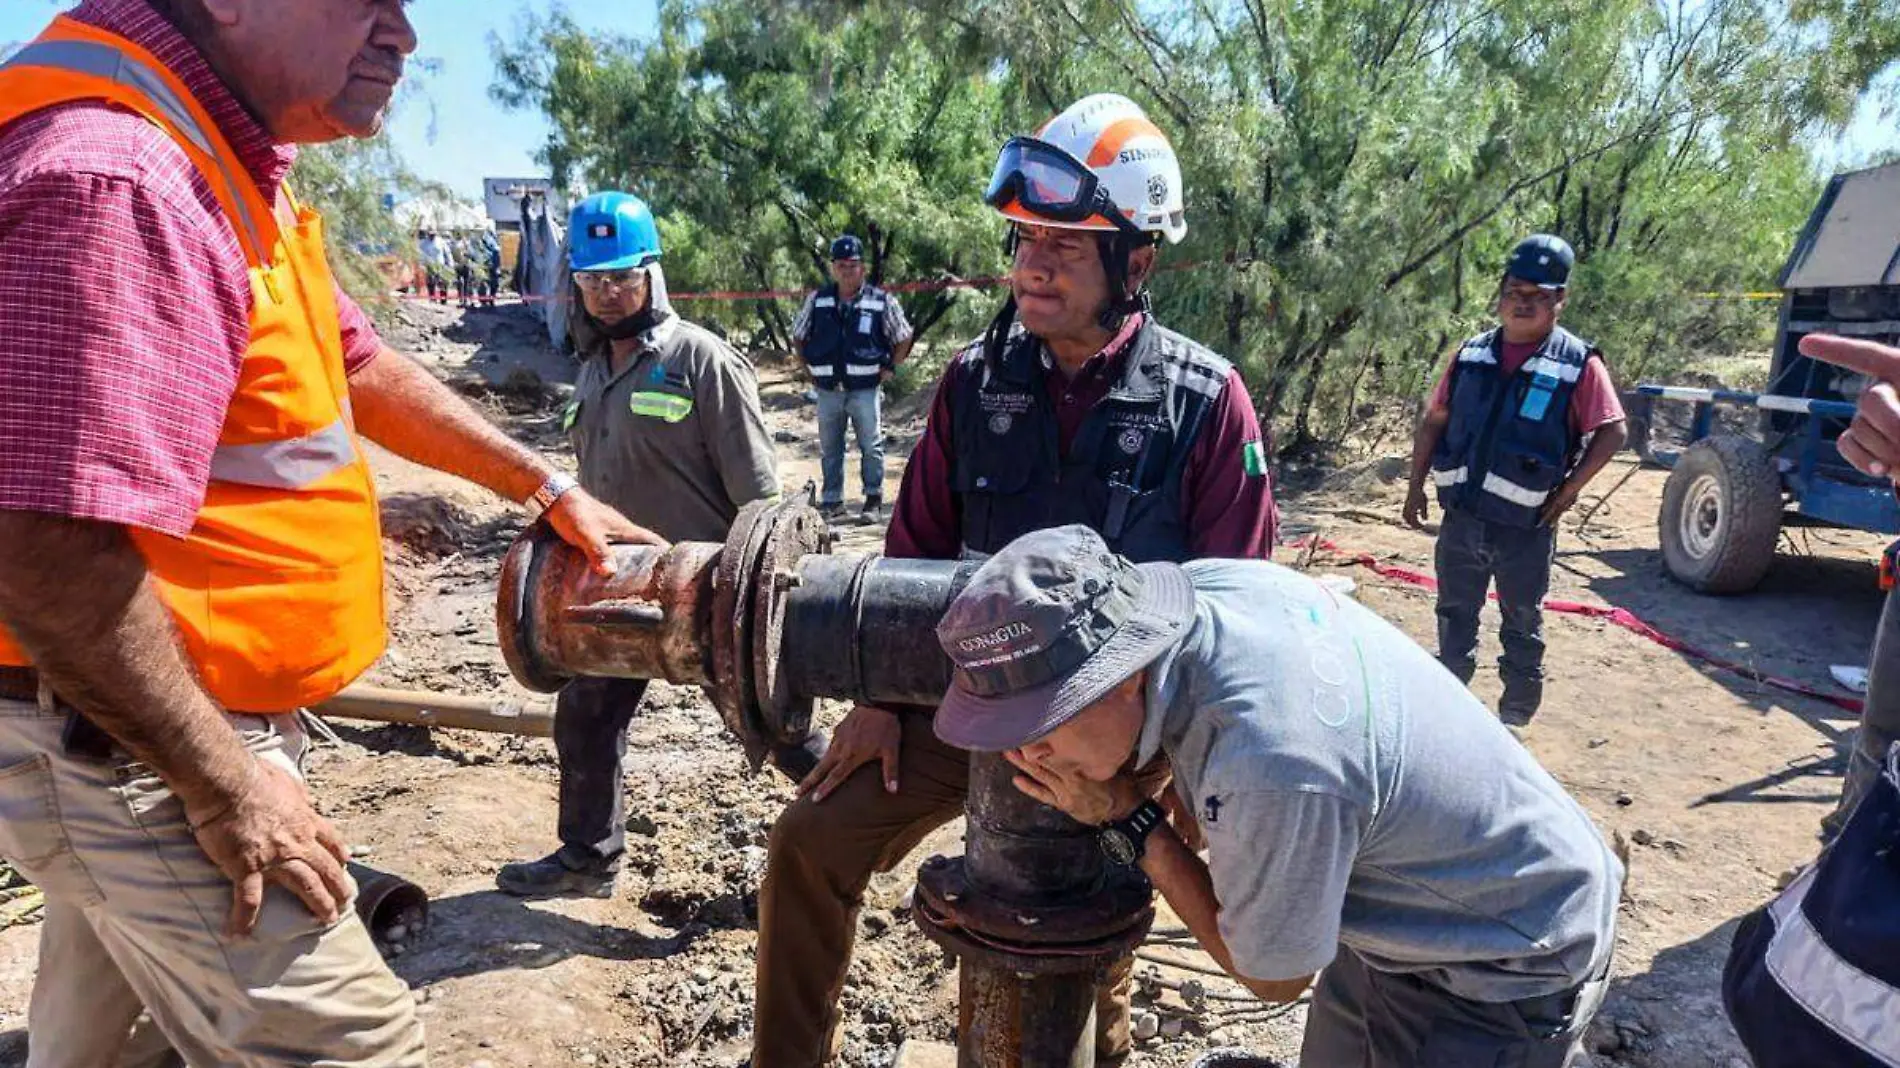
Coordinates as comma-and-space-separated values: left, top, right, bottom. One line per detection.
948, 320, 1232, 562
804, 282, 894, 392
1429, 326, 1596, 528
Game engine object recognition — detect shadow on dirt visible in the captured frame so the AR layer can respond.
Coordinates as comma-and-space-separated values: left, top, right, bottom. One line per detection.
395, 889, 706, 988
1575, 543, 1875, 806
1590, 917, 1747, 1067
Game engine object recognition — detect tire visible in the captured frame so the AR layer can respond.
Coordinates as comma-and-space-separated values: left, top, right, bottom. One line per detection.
1658, 434, 1784, 594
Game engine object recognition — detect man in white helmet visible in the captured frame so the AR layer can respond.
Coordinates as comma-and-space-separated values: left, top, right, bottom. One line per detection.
750, 93, 1278, 1066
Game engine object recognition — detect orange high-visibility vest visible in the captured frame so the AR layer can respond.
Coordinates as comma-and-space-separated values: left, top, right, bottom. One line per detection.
0, 16, 387, 712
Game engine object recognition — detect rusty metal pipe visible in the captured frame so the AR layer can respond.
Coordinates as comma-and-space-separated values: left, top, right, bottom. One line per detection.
496, 500, 1152, 1066
315, 685, 553, 737
347, 862, 428, 944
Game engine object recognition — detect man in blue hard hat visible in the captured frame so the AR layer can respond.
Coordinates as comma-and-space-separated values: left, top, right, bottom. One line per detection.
497, 192, 781, 897
1404, 234, 1629, 725
791, 234, 914, 525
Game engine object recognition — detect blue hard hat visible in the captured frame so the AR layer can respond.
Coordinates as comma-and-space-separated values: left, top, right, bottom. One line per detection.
1505, 234, 1575, 290
830, 234, 864, 261
569, 192, 662, 272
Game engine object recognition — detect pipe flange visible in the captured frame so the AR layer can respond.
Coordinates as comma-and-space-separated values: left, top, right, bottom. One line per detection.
914, 855, 1156, 947
753, 503, 829, 745
711, 500, 777, 768
913, 894, 1153, 978
496, 521, 571, 694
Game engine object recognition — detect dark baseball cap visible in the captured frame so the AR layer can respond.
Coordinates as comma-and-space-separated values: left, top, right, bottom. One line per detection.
1505, 234, 1575, 290
830, 234, 864, 261
933, 526, 1196, 753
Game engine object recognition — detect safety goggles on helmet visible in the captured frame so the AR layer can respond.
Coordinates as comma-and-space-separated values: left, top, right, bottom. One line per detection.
984, 136, 1144, 238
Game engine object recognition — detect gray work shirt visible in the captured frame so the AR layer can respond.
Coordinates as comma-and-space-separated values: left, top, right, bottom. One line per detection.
564, 317, 780, 543
1138, 559, 1623, 1002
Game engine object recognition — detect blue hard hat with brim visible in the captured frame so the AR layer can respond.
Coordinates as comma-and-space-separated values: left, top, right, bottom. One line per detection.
570, 192, 663, 272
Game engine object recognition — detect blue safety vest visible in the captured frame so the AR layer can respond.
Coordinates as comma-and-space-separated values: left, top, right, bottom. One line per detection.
1429, 326, 1596, 528
947, 320, 1230, 563
1723, 744, 1900, 1068
803, 282, 894, 392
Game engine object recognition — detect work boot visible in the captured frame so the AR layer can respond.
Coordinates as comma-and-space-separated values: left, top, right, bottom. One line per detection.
859, 496, 883, 526
496, 851, 617, 899
1498, 678, 1542, 727
819, 501, 846, 520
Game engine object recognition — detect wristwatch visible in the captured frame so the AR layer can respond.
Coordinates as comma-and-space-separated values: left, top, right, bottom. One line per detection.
1099, 799, 1166, 866
525, 472, 580, 520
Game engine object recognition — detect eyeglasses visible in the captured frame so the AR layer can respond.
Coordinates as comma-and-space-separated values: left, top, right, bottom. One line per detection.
574, 269, 648, 294
1501, 287, 1561, 307
984, 136, 1143, 238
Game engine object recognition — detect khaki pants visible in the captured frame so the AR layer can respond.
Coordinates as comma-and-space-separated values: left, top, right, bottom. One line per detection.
752, 712, 1138, 1067
0, 698, 424, 1067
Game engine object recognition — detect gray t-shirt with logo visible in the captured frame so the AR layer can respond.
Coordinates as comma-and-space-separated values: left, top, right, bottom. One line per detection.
1138, 559, 1622, 1002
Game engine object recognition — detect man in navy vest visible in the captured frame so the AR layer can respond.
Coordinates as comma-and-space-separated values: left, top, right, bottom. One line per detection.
792, 235, 913, 524
750, 93, 1278, 1067
1404, 235, 1629, 724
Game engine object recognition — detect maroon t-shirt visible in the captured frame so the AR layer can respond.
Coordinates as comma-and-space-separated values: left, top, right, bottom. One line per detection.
887, 317, 1278, 562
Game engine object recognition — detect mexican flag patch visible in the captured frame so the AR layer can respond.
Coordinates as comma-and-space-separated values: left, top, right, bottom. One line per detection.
1242, 439, 1267, 477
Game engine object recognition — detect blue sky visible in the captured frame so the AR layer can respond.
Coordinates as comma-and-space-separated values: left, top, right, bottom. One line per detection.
1, 0, 1893, 201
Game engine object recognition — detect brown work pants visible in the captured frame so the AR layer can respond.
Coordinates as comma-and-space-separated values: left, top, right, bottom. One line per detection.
752, 712, 1136, 1067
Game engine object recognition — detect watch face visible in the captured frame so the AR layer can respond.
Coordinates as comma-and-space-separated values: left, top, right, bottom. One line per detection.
1100, 828, 1139, 866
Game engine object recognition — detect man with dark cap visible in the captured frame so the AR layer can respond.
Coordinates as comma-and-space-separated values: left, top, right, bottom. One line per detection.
791, 234, 913, 524
933, 525, 1623, 1068
1403, 235, 1629, 724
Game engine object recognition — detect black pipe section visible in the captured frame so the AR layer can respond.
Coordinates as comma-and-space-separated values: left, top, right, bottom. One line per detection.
780, 555, 978, 707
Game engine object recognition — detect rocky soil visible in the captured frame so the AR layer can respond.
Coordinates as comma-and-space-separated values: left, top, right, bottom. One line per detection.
0, 300, 1880, 1067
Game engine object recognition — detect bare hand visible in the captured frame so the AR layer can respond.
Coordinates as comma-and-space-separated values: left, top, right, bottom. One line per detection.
187, 760, 352, 936
1799, 334, 1900, 479
1003, 750, 1142, 826
1402, 484, 1431, 529
1538, 481, 1582, 527
545, 488, 667, 575
797, 704, 901, 801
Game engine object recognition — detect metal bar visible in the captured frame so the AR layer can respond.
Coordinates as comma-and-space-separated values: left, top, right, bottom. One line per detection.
315, 684, 553, 737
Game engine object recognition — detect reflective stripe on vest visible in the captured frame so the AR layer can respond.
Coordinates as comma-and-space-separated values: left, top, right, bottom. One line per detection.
209, 417, 358, 489
630, 391, 695, 422
1766, 866, 1900, 1065
1, 39, 267, 263
1433, 466, 1469, 488
1481, 471, 1550, 507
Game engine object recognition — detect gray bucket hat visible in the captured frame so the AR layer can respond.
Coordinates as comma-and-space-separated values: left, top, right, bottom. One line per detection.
933, 525, 1196, 752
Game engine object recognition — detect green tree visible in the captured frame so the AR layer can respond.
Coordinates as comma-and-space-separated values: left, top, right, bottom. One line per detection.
495, 0, 1896, 453
292, 134, 420, 301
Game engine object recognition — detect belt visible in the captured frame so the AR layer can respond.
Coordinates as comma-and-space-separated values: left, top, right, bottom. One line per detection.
0, 665, 39, 704
0, 666, 117, 760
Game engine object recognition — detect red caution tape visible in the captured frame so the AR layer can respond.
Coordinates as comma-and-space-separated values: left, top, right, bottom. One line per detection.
392, 259, 1214, 306
1295, 537, 1866, 715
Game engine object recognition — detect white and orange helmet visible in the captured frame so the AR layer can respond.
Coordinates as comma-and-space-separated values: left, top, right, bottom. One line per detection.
984, 93, 1187, 245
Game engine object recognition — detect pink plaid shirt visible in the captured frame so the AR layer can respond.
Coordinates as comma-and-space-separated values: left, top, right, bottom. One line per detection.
0, 0, 384, 538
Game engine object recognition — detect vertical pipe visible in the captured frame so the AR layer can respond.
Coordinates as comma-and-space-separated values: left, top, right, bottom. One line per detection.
956, 752, 1101, 1067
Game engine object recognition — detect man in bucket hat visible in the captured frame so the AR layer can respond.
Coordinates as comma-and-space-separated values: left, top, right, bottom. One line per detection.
934, 525, 1625, 1067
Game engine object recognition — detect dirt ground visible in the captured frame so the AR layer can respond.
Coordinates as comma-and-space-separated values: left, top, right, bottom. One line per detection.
0, 301, 1884, 1067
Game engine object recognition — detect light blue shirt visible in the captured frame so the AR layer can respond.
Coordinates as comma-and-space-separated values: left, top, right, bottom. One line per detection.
1139, 559, 1622, 1002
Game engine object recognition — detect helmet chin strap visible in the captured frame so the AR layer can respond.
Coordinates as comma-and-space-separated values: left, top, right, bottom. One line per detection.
1097, 230, 1155, 330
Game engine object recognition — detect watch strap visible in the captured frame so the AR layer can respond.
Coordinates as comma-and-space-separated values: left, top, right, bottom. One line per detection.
1105, 798, 1166, 861
526, 472, 580, 519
